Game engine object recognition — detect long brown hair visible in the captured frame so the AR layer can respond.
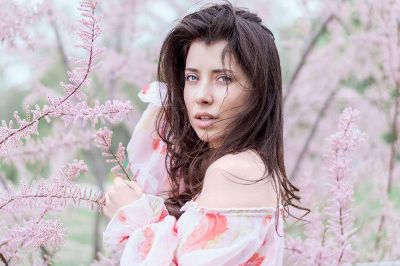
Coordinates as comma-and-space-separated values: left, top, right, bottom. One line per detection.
155, 2, 309, 224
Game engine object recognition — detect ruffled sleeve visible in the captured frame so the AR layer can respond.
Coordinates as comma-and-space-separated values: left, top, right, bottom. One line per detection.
126, 81, 171, 197
103, 194, 178, 265
103, 195, 284, 266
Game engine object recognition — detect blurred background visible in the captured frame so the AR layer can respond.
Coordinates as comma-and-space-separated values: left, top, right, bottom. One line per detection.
0, 0, 399, 265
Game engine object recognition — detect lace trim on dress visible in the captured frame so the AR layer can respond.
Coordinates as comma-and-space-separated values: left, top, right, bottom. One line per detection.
180, 200, 283, 216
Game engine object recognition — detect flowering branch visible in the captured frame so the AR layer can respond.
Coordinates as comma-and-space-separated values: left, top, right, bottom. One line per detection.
286, 107, 365, 265
94, 127, 133, 181
59, 100, 133, 127
323, 107, 365, 264
0, 159, 103, 265
290, 88, 339, 179
0, 1, 48, 46
0, 213, 65, 265
0, 130, 93, 165
0, 0, 103, 156
0, 160, 103, 212
283, 13, 335, 104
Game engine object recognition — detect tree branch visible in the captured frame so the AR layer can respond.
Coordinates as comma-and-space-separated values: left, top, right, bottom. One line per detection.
283, 14, 335, 104
290, 88, 338, 179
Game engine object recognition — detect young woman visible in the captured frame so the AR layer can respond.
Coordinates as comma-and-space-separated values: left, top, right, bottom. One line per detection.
103, 2, 306, 265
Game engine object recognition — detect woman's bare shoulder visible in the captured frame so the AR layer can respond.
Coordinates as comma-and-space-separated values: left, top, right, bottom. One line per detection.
208, 150, 266, 181
195, 150, 278, 208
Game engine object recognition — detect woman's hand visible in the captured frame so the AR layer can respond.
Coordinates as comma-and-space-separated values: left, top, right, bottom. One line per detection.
103, 177, 143, 219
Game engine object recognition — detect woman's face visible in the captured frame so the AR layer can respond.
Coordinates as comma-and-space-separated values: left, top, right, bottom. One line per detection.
184, 40, 250, 148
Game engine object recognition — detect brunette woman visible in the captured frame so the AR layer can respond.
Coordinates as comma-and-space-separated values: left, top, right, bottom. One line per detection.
103, 2, 307, 265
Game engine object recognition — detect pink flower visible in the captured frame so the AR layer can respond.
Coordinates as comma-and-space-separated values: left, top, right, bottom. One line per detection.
240, 253, 265, 266
158, 208, 169, 222
119, 235, 130, 244
152, 138, 160, 151
138, 227, 155, 260
95, 127, 113, 149
62, 159, 88, 182
263, 214, 273, 225
117, 210, 127, 223
172, 221, 178, 236
141, 85, 150, 95
182, 212, 228, 252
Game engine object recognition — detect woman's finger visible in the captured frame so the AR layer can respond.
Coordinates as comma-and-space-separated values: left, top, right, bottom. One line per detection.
103, 206, 111, 218
127, 180, 143, 195
104, 192, 111, 206
109, 186, 117, 198
113, 176, 124, 187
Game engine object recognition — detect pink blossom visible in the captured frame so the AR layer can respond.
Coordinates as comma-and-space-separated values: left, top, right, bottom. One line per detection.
286, 108, 365, 265
61, 159, 89, 182
0, 218, 65, 264
0, 0, 103, 156
94, 127, 132, 181
58, 100, 133, 127
95, 127, 113, 149
0, 130, 93, 165
0, 162, 104, 212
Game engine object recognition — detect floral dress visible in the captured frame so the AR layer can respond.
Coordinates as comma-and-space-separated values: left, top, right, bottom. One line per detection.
103, 82, 284, 266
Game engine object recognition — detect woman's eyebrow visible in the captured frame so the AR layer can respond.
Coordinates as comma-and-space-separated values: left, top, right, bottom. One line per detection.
185, 68, 235, 74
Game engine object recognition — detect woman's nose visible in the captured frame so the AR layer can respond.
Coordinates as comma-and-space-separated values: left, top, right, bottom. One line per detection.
195, 81, 213, 104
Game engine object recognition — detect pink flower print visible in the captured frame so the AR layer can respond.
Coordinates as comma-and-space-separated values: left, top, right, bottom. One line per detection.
161, 144, 167, 155
182, 212, 228, 252
263, 214, 272, 225
158, 208, 169, 222
152, 138, 160, 151
142, 85, 150, 95
138, 227, 155, 260
172, 220, 178, 236
119, 234, 130, 244
172, 253, 179, 266
240, 253, 265, 266
261, 239, 268, 246
118, 210, 127, 223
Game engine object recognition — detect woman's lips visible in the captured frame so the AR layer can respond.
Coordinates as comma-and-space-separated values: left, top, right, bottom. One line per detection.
193, 117, 217, 129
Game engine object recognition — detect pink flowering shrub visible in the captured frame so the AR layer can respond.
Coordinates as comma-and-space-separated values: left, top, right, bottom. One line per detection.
0, 0, 399, 265
285, 107, 366, 265
0, 1, 133, 264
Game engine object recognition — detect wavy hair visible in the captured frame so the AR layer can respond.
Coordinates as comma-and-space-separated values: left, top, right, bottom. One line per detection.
155, 2, 309, 227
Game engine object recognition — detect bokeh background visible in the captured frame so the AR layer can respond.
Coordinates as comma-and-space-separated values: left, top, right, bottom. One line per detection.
1, 0, 399, 265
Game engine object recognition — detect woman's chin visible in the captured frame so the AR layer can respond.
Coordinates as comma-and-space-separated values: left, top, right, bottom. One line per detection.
196, 133, 222, 148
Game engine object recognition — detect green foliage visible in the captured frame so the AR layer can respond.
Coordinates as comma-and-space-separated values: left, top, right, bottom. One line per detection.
0, 163, 18, 183
40, 60, 68, 91
52, 207, 100, 266
390, 87, 400, 98
122, 82, 147, 111
381, 130, 397, 144
342, 76, 374, 95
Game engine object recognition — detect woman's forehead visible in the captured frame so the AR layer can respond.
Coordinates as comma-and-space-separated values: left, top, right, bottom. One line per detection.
185, 40, 241, 73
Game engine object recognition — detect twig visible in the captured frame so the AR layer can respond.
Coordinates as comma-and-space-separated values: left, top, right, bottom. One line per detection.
0, 190, 103, 210
283, 14, 335, 104
50, 16, 71, 73
290, 88, 338, 179
374, 82, 400, 251
0, 252, 9, 266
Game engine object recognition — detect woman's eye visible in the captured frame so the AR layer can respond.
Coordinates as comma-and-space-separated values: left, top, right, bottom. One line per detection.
185, 74, 197, 81
217, 75, 233, 83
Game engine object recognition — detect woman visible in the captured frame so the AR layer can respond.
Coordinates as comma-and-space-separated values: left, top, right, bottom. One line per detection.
103, 2, 307, 265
